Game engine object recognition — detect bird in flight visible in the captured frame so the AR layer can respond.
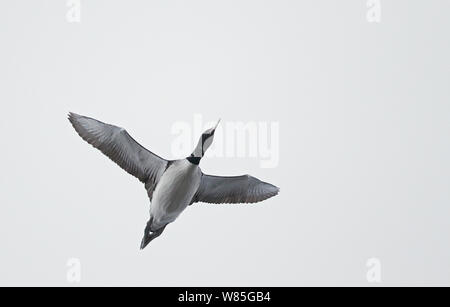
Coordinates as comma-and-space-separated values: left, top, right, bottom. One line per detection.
68, 113, 279, 249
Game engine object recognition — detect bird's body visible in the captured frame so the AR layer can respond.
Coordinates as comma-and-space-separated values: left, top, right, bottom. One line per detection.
68, 112, 279, 249
150, 159, 201, 230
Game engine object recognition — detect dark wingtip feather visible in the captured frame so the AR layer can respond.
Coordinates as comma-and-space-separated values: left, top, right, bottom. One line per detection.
67, 112, 80, 125
262, 181, 280, 199
264, 183, 280, 202
274, 185, 280, 195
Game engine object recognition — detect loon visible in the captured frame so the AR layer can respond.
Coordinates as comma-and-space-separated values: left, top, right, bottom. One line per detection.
68, 113, 279, 249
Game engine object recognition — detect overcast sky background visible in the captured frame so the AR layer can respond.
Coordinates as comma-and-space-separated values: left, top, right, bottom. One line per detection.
0, 0, 449, 286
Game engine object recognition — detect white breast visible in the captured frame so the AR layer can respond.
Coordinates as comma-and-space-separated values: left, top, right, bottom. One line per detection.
150, 159, 201, 229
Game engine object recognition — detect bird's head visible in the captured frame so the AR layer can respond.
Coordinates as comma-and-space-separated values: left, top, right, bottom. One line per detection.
187, 119, 220, 165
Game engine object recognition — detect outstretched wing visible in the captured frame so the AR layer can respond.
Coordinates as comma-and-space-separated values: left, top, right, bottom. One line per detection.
192, 174, 279, 204
68, 113, 168, 189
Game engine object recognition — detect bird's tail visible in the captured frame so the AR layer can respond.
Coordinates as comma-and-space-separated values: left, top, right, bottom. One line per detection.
140, 218, 166, 249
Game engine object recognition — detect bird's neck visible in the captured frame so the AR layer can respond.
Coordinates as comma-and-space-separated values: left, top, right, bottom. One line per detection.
188, 139, 204, 165
186, 154, 201, 165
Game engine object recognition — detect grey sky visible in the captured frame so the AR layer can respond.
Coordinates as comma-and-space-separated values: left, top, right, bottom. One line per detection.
0, 1, 449, 286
